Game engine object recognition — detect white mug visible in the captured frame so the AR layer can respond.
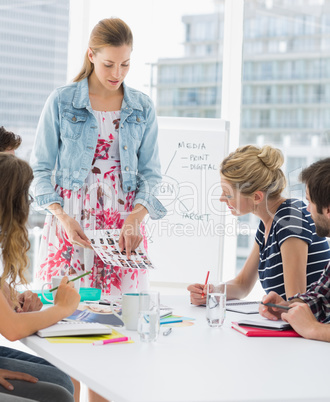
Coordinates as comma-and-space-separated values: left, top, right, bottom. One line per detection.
41, 276, 81, 303
111, 293, 140, 330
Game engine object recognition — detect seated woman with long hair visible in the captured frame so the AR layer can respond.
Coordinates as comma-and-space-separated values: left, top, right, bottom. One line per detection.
0, 153, 80, 402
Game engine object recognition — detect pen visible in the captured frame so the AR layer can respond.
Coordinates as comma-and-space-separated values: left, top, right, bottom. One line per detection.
201, 270, 210, 299
49, 271, 92, 292
260, 302, 291, 311
99, 301, 112, 306
83, 301, 120, 307
93, 337, 130, 346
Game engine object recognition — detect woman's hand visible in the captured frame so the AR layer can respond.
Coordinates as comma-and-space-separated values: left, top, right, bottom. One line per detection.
0, 369, 38, 391
119, 205, 148, 259
54, 277, 80, 316
187, 283, 214, 305
17, 291, 43, 313
60, 215, 92, 249
48, 204, 92, 249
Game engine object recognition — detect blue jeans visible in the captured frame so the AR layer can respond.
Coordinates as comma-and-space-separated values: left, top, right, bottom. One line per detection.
0, 346, 74, 399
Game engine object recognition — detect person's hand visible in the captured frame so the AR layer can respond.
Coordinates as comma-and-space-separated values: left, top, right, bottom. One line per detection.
54, 276, 80, 316
119, 214, 143, 259
16, 291, 43, 313
281, 302, 320, 339
60, 215, 92, 249
259, 291, 289, 320
0, 369, 38, 391
187, 283, 214, 305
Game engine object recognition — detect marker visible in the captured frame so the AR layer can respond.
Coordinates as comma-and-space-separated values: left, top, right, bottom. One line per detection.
93, 337, 130, 346
160, 318, 183, 325
260, 302, 291, 311
201, 271, 210, 299
49, 271, 91, 292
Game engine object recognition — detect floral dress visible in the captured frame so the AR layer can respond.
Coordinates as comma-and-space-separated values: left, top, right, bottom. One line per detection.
35, 110, 149, 295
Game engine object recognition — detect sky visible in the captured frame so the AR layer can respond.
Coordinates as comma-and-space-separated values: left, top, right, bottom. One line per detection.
68, 0, 217, 93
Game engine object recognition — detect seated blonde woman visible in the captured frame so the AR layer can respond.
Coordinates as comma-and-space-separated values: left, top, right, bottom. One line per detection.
188, 145, 330, 304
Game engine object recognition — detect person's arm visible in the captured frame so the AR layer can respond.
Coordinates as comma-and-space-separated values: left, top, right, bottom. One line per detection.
281, 302, 330, 342
47, 203, 91, 249
259, 291, 303, 320
0, 283, 42, 312
132, 98, 166, 220
187, 284, 215, 305
118, 204, 148, 259
290, 262, 330, 322
0, 370, 38, 391
0, 277, 80, 342
16, 290, 42, 313
280, 237, 308, 298
225, 241, 260, 300
259, 291, 290, 320
187, 242, 260, 305
29, 90, 64, 209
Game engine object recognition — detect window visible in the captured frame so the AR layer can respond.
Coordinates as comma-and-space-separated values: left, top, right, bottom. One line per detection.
4, 0, 330, 293
239, 0, 330, 285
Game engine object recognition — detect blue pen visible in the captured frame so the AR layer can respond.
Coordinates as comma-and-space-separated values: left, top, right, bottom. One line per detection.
160, 318, 183, 325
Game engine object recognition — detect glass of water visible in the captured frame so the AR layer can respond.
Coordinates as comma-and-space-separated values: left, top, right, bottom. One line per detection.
137, 291, 160, 342
206, 283, 226, 327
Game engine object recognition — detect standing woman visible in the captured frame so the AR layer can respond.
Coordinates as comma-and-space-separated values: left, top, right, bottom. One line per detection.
188, 145, 330, 304
30, 18, 166, 294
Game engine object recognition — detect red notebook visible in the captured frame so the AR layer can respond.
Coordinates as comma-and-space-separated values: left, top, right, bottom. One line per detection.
231, 322, 301, 337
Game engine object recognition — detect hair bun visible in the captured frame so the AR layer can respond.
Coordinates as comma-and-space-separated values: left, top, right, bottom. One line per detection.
258, 145, 284, 171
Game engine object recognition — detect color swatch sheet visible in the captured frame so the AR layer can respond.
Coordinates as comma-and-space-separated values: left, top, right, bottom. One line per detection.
85, 229, 155, 270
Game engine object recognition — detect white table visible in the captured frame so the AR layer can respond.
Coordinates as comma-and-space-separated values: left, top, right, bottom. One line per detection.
21, 295, 330, 402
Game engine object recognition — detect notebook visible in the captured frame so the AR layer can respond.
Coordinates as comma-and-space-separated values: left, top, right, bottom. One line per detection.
236, 315, 291, 330
231, 322, 301, 337
36, 321, 112, 338
226, 300, 260, 314
64, 306, 124, 327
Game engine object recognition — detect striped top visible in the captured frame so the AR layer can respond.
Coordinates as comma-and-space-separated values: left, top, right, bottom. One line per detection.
255, 198, 330, 300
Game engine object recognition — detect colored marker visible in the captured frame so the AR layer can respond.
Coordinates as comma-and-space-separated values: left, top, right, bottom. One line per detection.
49, 271, 91, 292
201, 271, 210, 299
160, 318, 183, 325
93, 337, 130, 346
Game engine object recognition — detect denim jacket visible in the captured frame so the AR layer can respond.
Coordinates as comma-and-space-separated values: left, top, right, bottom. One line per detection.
30, 78, 166, 220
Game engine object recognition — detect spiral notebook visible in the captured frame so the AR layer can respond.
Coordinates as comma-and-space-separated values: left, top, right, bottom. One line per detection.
226, 300, 260, 314
36, 321, 112, 338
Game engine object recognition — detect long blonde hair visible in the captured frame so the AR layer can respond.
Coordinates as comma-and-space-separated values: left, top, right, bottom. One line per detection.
220, 145, 286, 198
0, 154, 33, 297
73, 18, 133, 82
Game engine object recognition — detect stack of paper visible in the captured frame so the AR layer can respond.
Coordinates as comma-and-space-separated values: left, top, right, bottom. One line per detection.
231, 315, 301, 337
37, 321, 112, 338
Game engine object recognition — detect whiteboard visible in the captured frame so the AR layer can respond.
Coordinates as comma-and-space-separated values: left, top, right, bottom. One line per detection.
146, 117, 229, 285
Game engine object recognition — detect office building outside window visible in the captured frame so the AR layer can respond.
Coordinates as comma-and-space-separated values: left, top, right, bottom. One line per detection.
0, 0, 70, 279
0, 0, 70, 161
151, 0, 330, 273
